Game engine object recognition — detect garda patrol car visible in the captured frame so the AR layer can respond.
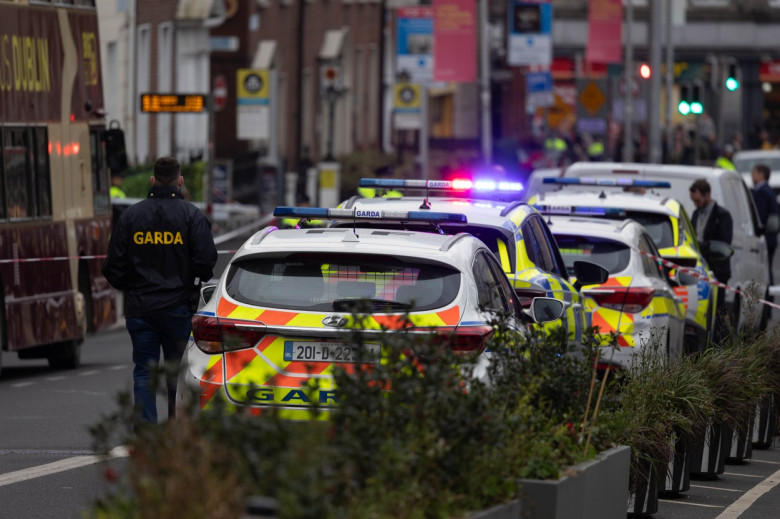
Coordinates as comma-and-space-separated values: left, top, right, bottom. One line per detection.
528, 178, 717, 351
541, 215, 687, 369
337, 178, 609, 347
176, 207, 564, 419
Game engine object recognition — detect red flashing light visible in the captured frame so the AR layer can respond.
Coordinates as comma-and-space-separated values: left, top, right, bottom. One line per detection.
639, 63, 651, 79
451, 178, 473, 190
72, 143, 80, 154
70, 113, 75, 122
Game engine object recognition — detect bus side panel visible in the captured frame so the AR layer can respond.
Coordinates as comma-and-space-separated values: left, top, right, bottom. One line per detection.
1, 222, 82, 351
75, 214, 116, 332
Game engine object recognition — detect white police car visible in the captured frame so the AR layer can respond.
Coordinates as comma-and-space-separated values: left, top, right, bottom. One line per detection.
176, 208, 564, 420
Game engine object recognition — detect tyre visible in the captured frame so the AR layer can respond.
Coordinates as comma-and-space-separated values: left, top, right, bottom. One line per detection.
48, 340, 82, 370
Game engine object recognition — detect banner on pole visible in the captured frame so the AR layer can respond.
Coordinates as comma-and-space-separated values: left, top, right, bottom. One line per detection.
585, 0, 623, 65
507, 1, 552, 67
433, 0, 476, 82
396, 7, 434, 83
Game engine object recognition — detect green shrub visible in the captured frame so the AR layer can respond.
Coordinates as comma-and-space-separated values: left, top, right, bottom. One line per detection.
88, 314, 612, 518
119, 161, 204, 201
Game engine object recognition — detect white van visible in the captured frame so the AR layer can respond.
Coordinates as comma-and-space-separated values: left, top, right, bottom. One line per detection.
525, 162, 770, 328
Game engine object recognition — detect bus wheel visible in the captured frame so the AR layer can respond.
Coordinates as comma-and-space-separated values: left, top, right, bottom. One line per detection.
48, 340, 82, 370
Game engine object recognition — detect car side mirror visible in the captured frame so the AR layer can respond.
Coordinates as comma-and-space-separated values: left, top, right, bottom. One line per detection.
513, 279, 548, 308
707, 240, 734, 262
201, 284, 217, 305
674, 270, 699, 286
525, 297, 565, 323
572, 260, 609, 291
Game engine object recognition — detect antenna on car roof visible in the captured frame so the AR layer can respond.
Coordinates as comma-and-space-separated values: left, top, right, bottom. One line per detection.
420, 185, 431, 210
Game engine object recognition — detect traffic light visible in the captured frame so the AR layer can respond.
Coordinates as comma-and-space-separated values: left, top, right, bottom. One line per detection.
639, 63, 651, 79
691, 83, 703, 114
726, 63, 739, 91
678, 83, 691, 115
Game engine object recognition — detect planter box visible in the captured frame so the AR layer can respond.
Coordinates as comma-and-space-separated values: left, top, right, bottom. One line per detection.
753, 394, 775, 449
660, 432, 690, 498
468, 499, 522, 519
517, 445, 630, 519
690, 421, 729, 479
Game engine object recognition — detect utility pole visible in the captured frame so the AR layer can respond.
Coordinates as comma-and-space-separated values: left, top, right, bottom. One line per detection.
622, 0, 634, 162
664, 0, 674, 157
647, 0, 662, 164
479, 0, 492, 164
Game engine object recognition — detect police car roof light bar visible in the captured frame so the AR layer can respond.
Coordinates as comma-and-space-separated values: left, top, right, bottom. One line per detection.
531, 204, 627, 217
273, 206, 468, 224
359, 178, 524, 193
542, 177, 671, 188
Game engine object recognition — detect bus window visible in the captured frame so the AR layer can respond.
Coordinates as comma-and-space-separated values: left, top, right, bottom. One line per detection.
4, 128, 32, 220
33, 127, 52, 218
90, 128, 110, 215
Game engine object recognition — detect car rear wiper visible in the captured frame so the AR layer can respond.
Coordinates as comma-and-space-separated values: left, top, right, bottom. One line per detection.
332, 298, 412, 312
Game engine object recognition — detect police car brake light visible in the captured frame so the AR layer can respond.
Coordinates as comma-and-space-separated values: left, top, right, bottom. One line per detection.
531, 204, 627, 217
273, 206, 467, 223
542, 178, 671, 188
584, 287, 654, 313
428, 325, 494, 354
358, 178, 523, 193
192, 315, 267, 353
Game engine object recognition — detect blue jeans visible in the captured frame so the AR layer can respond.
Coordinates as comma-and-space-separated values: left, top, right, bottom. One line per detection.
126, 305, 193, 424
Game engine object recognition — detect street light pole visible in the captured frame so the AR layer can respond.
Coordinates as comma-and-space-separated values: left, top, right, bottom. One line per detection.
479, 0, 492, 164
622, 0, 634, 163
647, 0, 662, 164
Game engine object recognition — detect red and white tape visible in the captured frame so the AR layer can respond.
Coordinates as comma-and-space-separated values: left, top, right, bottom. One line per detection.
636, 248, 780, 310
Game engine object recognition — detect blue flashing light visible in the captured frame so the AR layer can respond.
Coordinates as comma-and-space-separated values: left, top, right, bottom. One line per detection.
358, 178, 523, 193
273, 206, 467, 224
531, 204, 627, 217
542, 178, 671, 188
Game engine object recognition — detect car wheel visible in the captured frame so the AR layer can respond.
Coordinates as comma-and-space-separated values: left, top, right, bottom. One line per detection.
48, 340, 82, 370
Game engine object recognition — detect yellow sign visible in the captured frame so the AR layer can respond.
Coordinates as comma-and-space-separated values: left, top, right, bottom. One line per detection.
139, 94, 206, 113
394, 83, 421, 110
579, 81, 605, 116
237, 69, 269, 104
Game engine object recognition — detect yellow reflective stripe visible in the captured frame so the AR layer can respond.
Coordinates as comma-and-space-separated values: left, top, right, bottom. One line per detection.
497, 239, 511, 273
286, 313, 328, 327
229, 306, 264, 320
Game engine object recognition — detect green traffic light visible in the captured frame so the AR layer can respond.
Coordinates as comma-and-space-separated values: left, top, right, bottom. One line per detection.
678, 101, 691, 115
691, 102, 703, 114
726, 77, 739, 91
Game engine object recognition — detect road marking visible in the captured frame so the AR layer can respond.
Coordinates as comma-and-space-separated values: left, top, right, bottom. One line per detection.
749, 459, 780, 465
10, 382, 34, 388
722, 472, 765, 478
715, 467, 780, 519
690, 484, 742, 492
0, 446, 128, 488
79, 370, 99, 376
45, 376, 65, 381
658, 499, 724, 508
108, 365, 126, 371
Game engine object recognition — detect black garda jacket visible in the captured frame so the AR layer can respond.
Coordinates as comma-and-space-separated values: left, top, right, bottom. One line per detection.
102, 184, 218, 317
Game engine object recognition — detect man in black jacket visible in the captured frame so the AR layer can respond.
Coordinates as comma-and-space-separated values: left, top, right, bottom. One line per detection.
690, 178, 733, 339
102, 157, 218, 425
751, 164, 779, 284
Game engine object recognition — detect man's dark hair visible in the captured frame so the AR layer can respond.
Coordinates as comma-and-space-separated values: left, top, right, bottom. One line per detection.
754, 163, 771, 181
153, 157, 181, 185
689, 178, 711, 195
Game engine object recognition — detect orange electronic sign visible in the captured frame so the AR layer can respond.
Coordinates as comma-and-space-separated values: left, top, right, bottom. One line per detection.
140, 93, 207, 113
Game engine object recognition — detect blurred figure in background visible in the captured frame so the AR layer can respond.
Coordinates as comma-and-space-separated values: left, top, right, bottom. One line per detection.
751, 164, 779, 284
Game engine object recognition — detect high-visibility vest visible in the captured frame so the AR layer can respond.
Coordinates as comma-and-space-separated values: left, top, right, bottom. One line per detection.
587, 141, 605, 157
110, 186, 126, 199
715, 156, 736, 171
545, 137, 567, 152
357, 187, 403, 198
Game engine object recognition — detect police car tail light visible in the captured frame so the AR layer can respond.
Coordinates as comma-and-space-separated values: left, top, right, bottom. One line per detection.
192, 315, 267, 353
584, 287, 655, 313
429, 325, 494, 354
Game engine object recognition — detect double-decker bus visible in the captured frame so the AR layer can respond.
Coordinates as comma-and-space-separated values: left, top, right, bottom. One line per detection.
0, 0, 125, 374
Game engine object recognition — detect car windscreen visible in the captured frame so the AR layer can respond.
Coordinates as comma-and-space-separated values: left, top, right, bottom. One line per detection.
554, 235, 631, 276
225, 253, 462, 313
623, 212, 674, 249
734, 156, 780, 173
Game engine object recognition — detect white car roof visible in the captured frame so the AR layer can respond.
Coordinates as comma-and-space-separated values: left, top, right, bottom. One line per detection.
545, 215, 642, 246
234, 227, 479, 268
532, 189, 675, 215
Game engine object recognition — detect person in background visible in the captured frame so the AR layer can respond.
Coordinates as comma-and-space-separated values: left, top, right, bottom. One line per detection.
102, 157, 218, 427
110, 174, 126, 199
751, 164, 779, 284
714, 144, 736, 171
690, 178, 733, 340
358, 164, 403, 198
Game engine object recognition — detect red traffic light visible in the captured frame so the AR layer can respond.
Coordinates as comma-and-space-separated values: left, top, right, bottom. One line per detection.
639, 63, 651, 79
